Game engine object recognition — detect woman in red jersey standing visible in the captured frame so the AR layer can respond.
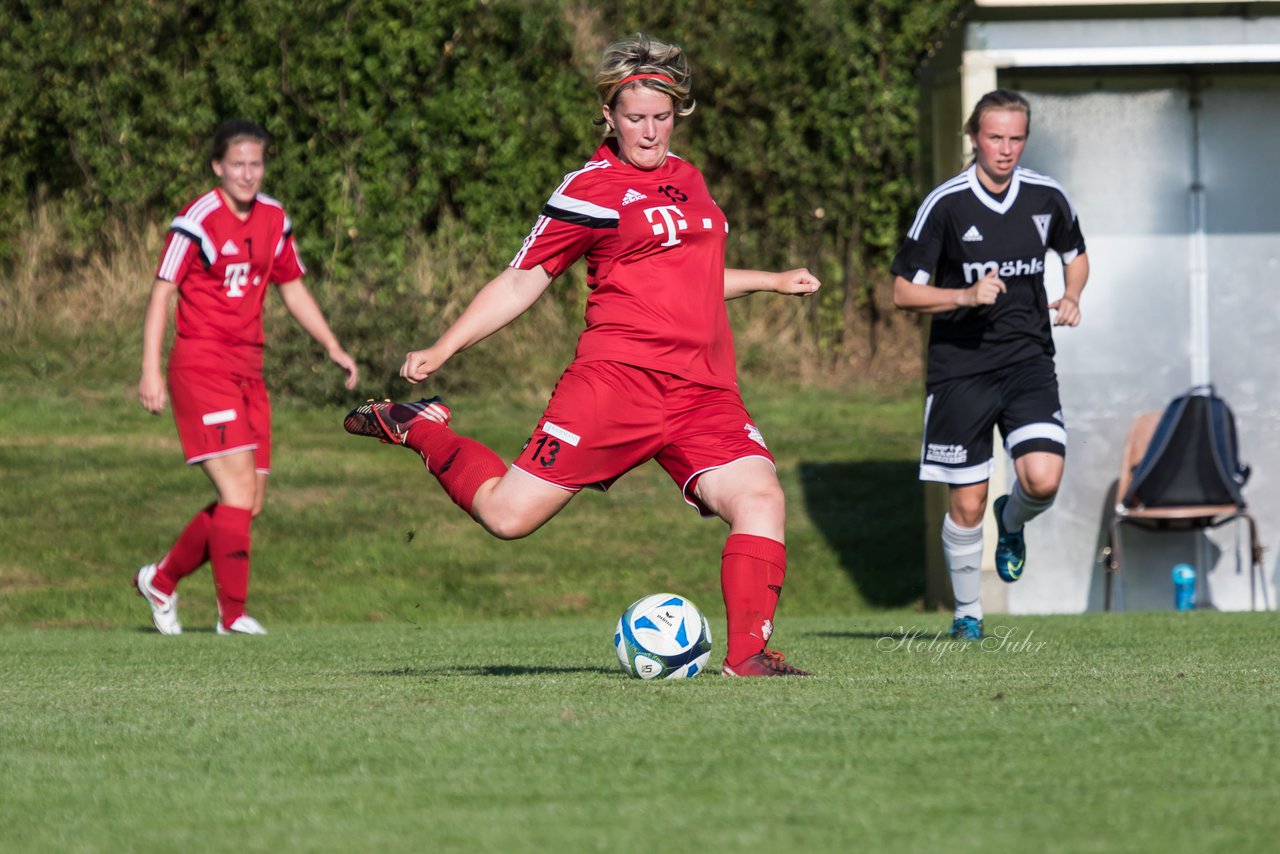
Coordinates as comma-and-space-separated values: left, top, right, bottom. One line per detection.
135, 119, 358, 635
345, 34, 819, 676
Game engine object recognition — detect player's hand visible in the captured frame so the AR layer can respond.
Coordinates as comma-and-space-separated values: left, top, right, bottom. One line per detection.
138, 371, 167, 414
963, 271, 1006, 307
774, 268, 821, 297
1050, 295, 1081, 327
401, 346, 448, 385
328, 345, 360, 390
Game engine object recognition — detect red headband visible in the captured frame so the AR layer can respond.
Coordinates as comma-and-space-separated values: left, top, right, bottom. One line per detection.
617, 73, 675, 87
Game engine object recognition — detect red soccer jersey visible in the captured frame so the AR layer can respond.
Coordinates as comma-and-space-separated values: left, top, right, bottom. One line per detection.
155, 189, 305, 376
511, 140, 735, 389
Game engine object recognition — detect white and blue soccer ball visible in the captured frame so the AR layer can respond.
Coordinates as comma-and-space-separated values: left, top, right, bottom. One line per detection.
614, 593, 713, 680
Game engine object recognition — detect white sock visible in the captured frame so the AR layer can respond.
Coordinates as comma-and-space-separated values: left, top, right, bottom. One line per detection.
942, 513, 984, 620
1001, 479, 1055, 533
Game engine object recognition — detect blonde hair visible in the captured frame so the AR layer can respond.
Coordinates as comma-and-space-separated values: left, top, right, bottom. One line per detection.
965, 89, 1032, 138
594, 33, 694, 134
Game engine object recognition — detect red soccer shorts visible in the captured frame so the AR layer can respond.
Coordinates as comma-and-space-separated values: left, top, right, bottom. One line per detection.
168, 367, 272, 473
511, 360, 775, 515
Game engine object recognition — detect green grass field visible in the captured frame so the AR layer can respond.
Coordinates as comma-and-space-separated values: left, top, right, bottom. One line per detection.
3, 378, 1278, 851
0, 377, 924, 627
2, 614, 1277, 852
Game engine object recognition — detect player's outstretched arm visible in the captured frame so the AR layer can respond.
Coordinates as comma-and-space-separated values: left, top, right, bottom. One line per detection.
401, 265, 554, 384
1050, 252, 1089, 327
893, 272, 1005, 314
138, 277, 177, 414
724, 268, 821, 301
277, 279, 359, 390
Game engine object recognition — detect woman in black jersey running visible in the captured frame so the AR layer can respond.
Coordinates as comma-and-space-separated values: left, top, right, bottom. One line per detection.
890, 89, 1090, 640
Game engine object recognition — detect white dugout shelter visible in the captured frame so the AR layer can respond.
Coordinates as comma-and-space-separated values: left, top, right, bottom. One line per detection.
918, 0, 1280, 612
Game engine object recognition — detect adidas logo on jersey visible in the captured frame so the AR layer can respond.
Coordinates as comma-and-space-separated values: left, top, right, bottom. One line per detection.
621, 188, 648, 206
221, 239, 240, 255
961, 225, 984, 242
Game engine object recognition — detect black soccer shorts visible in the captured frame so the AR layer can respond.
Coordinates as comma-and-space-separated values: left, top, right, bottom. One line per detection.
918, 356, 1066, 485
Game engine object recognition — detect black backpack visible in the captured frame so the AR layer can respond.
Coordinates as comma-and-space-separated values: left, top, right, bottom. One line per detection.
1123, 385, 1251, 509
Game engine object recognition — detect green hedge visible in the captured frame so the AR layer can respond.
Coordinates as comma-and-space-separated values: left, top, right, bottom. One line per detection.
0, 0, 964, 399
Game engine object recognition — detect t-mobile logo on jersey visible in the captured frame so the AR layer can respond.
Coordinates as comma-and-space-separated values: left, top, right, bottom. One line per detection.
223, 262, 251, 297
643, 205, 687, 247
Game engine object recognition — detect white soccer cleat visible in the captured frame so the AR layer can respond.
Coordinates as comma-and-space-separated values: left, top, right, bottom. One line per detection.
133, 563, 182, 635
216, 615, 268, 635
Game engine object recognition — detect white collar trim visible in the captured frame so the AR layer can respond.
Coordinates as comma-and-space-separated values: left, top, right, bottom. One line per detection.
966, 164, 1020, 215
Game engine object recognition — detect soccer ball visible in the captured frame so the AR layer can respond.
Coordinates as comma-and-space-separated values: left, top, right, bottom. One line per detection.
614, 593, 713, 680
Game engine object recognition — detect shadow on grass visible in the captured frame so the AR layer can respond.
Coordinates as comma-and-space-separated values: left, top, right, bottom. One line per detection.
798, 461, 925, 607
364, 665, 616, 677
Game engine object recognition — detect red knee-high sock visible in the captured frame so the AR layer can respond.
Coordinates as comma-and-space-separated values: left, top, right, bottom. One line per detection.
153, 503, 216, 595
721, 534, 787, 667
404, 421, 507, 516
210, 504, 253, 627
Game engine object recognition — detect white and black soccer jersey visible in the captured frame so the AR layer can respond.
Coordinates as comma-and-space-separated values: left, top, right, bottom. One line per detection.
891, 164, 1086, 384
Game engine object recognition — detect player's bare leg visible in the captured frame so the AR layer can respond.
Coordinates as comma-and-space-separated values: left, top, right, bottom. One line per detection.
345, 397, 573, 538
468, 469, 576, 540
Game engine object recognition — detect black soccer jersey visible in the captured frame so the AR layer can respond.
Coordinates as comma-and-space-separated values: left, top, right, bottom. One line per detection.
891, 164, 1086, 384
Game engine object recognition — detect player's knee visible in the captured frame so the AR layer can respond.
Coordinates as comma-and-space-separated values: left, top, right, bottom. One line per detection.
217, 478, 257, 509
949, 506, 985, 529
1020, 468, 1062, 501
723, 482, 786, 527
480, 513, 538, 541
948, 494, 987, 528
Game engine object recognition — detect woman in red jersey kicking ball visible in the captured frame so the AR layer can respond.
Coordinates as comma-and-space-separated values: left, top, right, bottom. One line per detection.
135, 120, 359, 635
345, 34, 818, 676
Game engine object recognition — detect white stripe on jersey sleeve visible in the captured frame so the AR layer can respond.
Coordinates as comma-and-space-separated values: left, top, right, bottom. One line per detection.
907, 170, 970, 241
272, 235, 306, 274
1016, 167, 1078, 221
511, 215, 552, 268
158, 234, 192, 282
187, 190, 221, 222
169, 215, 218, 267
545, 190, 618, 221
511, 158, 613, 267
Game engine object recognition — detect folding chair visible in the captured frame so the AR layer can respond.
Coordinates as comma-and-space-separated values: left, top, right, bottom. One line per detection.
1103, 412, 1265, 611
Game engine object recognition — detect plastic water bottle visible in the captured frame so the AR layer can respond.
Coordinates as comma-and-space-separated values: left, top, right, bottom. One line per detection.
1172, 563, 1197, 611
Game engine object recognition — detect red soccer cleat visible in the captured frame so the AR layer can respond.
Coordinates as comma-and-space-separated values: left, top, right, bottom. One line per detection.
721, 648, 812, 677
343, 396, 450, 445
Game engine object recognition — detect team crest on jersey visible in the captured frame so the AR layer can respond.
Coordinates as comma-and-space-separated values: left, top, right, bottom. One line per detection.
961, 225, 984, 242
220, 239, 239, 256
1032, 214, 1052, 246
744, 423, 767, 449
621, 188, 648, 206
